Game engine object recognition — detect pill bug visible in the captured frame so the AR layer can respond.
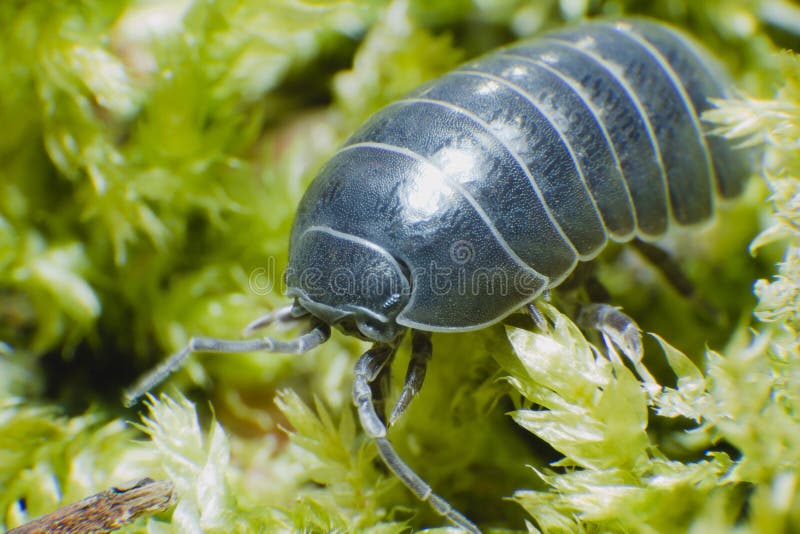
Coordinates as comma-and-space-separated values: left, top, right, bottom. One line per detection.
127, 18, 752, 533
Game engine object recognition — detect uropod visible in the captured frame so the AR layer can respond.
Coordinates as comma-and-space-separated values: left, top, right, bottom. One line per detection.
126, 18, 752, 533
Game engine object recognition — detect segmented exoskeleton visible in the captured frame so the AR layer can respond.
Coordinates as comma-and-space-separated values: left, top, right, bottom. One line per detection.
128, 19, 752, 533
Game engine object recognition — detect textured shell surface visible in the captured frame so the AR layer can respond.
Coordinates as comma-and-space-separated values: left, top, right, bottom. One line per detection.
286, 18, 750, 334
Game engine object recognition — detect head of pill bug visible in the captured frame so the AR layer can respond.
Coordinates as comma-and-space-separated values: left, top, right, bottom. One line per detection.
284, 226, 411, 343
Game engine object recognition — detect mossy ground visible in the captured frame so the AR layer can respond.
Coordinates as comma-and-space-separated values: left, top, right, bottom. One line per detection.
1, 1, 799, 532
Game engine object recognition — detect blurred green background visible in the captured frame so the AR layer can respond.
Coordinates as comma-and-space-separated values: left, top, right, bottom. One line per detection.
1, 0, 799, 532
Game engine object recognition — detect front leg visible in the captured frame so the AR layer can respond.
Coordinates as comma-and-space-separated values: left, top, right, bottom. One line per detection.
352, 342, 480, 534
353, 344, 395, 437
389, 331, 432, 426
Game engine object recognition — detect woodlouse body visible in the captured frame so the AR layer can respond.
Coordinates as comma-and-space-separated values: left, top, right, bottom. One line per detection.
129, 19, 753, 533
286, 19, 750, 339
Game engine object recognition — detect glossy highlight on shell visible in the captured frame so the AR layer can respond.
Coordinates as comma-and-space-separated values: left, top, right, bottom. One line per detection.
127, 18, 753, 534
286, 19, 750, 336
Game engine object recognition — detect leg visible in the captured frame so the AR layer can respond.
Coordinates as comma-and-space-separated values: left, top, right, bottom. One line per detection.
371, 345, 396, 427
584, 275, 611, 304
123, 321, 330, 407
353, 344, 395, 437
578, 303, 642, 361
526, 303, 547, 330
353, 345, 480, 534
389, 331, 431, 426
578, 303, 658, 385
632, 238, 722, 323
574, 271, 640, 360
632, 238, 695, 297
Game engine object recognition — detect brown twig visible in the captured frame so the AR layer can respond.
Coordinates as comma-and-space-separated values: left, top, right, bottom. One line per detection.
8, 478, 176, 534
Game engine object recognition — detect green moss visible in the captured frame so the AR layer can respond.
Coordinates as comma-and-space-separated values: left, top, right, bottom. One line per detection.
1, 0, 799, 532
